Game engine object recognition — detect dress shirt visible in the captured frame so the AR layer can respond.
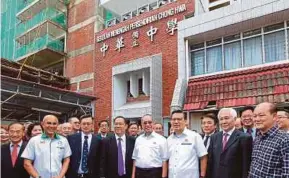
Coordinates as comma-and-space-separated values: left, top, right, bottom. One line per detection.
243, 127, 257, 139
222, 127, 235, 141
168, 128, 207, 178
202, 132, 215, 150
248, 126, 289, 178
78, 132, 92, 173
10, 140, 23, 156
132, 131, 168, 168
115, 134, 126, 174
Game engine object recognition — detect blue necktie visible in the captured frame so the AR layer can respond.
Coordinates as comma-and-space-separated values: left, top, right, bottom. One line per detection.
118, 138, 124, 176
81, 135, 89, 173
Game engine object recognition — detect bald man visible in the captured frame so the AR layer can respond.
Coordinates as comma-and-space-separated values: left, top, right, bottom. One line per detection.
22, 115, 72, 178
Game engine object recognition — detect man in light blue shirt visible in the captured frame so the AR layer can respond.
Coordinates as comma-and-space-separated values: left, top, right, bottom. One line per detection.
22, 115, 71, 178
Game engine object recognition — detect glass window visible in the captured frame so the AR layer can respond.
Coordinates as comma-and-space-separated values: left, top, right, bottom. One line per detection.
264, 31, 286, 62
206, 46, 222, 73
224, 41, 241, 70
191, 50, 205, 76
243, 36, 262, 67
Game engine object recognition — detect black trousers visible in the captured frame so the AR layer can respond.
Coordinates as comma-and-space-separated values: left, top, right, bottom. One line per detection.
135, 167, 162, 178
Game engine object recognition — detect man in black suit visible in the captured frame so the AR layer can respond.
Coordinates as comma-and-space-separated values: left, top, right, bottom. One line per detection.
1, 122, 29, 178
239, 106, 258, 140
200, 114, 218, 150
100, 116, 136, 178
207, 108, 253, 178
66, 115, 101, 178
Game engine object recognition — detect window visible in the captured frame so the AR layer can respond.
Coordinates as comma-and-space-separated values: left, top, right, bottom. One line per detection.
243, 36, 262, 67
206, 46, 222, 73
189, 21, 289, 77
224, 41, 241, 70
127, 81, 133, 97
138, 78, 145, 95
264, 31, 285, 62
191, 50, 205, 76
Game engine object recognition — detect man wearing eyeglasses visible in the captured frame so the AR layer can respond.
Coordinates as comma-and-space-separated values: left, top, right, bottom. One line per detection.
132, 114, 168, 178
276, 108, 289, 133
22, 115, 71, 178
69, 117, 81, 133
239, 106, 258, 140
67, 115, 101, 178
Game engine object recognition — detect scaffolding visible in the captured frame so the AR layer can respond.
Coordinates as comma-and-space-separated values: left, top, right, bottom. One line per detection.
1, 0, 67, 69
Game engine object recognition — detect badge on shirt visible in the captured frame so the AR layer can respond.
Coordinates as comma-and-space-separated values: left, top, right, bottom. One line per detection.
181, 139, 192, 145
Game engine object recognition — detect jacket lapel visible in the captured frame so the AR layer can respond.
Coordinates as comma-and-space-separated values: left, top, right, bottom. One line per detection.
223, 130, 239, 152
216, 132, 223, 156
76, 133, 82, 162
89, 135, 97, 154
6, 144, 13, 167
15, 142, 26, 166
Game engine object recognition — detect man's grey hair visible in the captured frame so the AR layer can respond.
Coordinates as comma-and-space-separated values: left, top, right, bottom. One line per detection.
141, 114, 153, 122
217, 108, 237, 120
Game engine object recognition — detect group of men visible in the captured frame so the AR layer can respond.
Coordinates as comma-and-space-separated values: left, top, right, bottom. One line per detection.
1, 102, 289, 178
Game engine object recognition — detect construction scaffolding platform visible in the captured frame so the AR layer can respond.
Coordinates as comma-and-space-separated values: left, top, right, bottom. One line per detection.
1, 58, 96, 122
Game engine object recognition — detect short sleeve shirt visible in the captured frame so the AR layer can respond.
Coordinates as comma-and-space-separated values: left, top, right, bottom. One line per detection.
21, 133, 72, 178
132, 131, 168, 168
167, 128, 207, 178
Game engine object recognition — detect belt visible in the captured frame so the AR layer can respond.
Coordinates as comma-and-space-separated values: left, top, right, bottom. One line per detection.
136, 167, 162, 171
78, 173, 88, 178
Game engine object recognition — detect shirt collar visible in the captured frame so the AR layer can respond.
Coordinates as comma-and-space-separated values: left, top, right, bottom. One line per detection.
243, 127, 256, 132
115, 134, 126, 140
82, 132, 92, 138
10, 140, 23, 148
173, 128, 189, 137
223, 127, 235, 136
258, 125, 278, 138
205, 131, 215, 137
41, 132, 60, 139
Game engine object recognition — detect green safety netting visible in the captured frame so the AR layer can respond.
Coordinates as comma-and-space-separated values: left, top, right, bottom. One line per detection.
1, 0, 67, 61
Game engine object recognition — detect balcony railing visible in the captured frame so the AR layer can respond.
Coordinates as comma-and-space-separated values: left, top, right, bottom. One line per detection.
16, 8, 66, 37
16, 34, 64, 59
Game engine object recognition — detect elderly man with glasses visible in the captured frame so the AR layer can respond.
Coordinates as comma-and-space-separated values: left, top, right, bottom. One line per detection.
276, 108, 289, 133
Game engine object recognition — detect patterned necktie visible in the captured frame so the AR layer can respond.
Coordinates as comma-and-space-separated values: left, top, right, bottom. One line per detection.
81, 136, 89, 173
118, 138, 124, 176
247, 128, 252, 135
204, 136, 210, 147
11, 144, 18, 167
222, 133, 229, 151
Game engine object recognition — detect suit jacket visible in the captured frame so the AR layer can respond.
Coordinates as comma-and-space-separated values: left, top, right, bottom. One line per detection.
96, 132, 113, 140
207, 129, 253, 178
1, 142, 30, 178
66, 133, 101, 178
239, 127, 258, 138
100, 134, 135, 178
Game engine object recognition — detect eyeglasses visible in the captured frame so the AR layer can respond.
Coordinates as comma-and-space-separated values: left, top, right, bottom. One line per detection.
143, 121, 153, 125
73, 122, 80, 124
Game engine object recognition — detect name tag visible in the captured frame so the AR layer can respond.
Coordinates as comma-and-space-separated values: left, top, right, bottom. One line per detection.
181, 143, 192, 145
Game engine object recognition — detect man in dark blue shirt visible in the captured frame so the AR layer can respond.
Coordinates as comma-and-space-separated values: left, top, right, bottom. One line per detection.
248, 102, 289, 178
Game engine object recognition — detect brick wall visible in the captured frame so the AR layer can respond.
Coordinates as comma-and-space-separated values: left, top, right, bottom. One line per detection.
93, 0, 194, 123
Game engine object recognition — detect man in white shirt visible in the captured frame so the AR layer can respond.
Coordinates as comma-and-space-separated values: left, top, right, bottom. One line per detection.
132, 114, 168, 178
167, 110, 207, 178
201, 114, 218, 150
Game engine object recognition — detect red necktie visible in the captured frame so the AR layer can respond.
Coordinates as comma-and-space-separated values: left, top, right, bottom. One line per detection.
222, 133, 228, 151
11, 144, 18, 167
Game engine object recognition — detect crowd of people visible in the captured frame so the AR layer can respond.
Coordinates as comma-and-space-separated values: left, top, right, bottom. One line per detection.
1, 102, 289, 178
